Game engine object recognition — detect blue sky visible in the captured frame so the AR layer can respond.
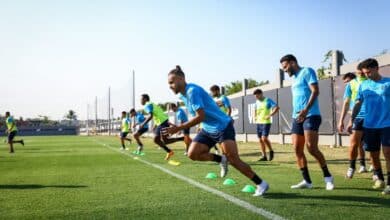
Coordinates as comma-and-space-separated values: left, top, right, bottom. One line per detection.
1, 0, 389, 120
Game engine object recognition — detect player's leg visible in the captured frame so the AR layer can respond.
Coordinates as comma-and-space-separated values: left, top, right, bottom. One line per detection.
256, 125, 267, 161
221, 140, 269, 196
380, 127, 390, 194
183, 128, 192, 155
364, 128, 385, 189
262, 124, 274, 161
7, 131, 15, 153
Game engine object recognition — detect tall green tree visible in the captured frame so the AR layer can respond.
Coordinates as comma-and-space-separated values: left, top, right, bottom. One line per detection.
224, 78, 269, 95
65, 110, 77, 121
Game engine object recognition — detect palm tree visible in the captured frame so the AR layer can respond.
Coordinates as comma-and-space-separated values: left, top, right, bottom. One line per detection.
65, 110, 77, 121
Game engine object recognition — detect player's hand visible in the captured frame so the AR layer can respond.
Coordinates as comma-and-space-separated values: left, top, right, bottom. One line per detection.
347, 121, 353, 134
161, 125, 180, 136
264, 115, 271, 120
297, 109, 308, 123
216, 100, 223, 107
338, 122, 344, 133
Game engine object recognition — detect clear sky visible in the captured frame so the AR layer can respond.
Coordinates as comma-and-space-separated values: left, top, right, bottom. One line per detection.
1, 0, 389, 120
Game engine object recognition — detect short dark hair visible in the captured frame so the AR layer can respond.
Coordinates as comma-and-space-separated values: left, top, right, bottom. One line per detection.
169, 65, 185, 77
342, 72, 356, 80
141, 94, 150, 101
5, 111, 10, 116
121, 111, 127, 115
130, 109, 136, 114
169, 103, 177, 109
210, 85, 220, 92
280, 54, 298, 63
253, 89, 263, 95
359, 58, 379, 69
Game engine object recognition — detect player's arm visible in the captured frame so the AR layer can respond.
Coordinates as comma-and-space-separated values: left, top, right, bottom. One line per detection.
297, 83, 319, 122
347, 100, 362, 134
269, 106, 280, 117
223, 96, 232, 116
338, 98, 350, 132
8, 120, 15, 133
163, 109, 205, 135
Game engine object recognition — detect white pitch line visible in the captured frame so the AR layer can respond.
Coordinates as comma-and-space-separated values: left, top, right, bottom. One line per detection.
94, 139, 286, 220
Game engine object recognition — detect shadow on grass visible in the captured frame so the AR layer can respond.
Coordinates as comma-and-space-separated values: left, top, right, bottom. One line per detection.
0, 184, 87, 189
266, 192, 389, 207
240, 151, 291, 157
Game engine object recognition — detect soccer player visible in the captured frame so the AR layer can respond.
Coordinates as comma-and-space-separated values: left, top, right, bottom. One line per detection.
210, 85, 232, 116
169, 103, 192, 155
253, 89, 279, 161
139, 94, 184, 160
349, 58, 390, 195
280, 54, 334, 190
130, 109, 149, 154
338, 69, 367, 178
163, 65, 269, 196
5, 112, 24, 153
119, 111, 132, 150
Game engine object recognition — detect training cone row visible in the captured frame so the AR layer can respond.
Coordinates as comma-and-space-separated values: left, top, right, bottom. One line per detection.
205, 173, 256, 193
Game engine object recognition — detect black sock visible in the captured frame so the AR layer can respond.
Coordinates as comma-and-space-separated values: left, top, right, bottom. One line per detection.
214, 146, 219, 150
122, 143, 125, 148
359, 158, 366, 167
349, 160, 356, 169
322, 165, 332, 177
388, 172, 390, 186
212, 154, 222, 163
161, 145, 171, 153
176, 137, 185, 141
300, 167, 312, 184
374, 169, 384, 181
251, 174, 263, 185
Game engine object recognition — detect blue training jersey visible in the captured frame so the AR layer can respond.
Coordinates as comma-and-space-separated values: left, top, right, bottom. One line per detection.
135, 112, 148, 129
176, 108, 188, 123
179, 83, 231, 133
291, 67, 321, 118
356, 77, 390, 128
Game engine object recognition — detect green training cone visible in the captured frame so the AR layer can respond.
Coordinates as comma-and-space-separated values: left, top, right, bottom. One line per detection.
241, 185, 256, 193
205, 172, 218, 179
223, 178, 236, 186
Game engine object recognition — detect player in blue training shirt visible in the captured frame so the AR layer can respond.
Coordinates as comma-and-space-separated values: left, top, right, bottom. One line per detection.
280, 54, 334, 190
163, 65, 269, 197
349, 58, 390, 195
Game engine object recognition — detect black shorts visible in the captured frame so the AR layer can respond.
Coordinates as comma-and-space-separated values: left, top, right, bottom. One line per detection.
154, 120, 170, 137
136, 127, 149, 135
8, 131, 17, 142
256, 124, 271, 137
363, 127, 390, 152
120, 132, 129, 138
193, 121, 235, 148
352, 118, 364, 131
291, 115, 322, 135
183, 128, 190, 135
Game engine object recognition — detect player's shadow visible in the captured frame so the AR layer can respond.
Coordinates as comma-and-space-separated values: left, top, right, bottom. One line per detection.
266, 192, 389, 207
0, 184, 87, 190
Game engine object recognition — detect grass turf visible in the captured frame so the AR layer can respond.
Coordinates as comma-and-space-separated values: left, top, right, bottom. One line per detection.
0, 135, 389, 219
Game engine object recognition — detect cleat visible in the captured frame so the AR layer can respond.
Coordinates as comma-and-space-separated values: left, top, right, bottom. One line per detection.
373, 180, 385, 189
269, 151, 274, 161
165, 151, 174, 160
358, 166, 367, 173
253, 181, 269, 196
21, 140, 25, 146
220, 155, 228, 178
258, 156, 267, 161
382, 186, 390, 195
346, 168, 355, 179
291, 180, 313, 189
325, 176, 335, 190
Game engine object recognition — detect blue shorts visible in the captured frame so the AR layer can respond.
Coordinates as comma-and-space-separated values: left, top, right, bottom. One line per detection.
256, 124, 271, 137
7, 131, 17, 142
120, 132, 129, 138
183, 128, 190, 135
193, 121, 235, 148
154, 120, 169, 137
363, 127, 390, 152
291, 115, 322, 135
352, 118, 364, 131
136, 127, 148, 135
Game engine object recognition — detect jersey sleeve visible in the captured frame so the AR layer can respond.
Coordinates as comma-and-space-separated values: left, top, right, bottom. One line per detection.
222, 96, 231, 108
355, 84, 363, 102
267, 99, 277, 109
188, 87, 204, 112
305, 68, 318, 85
144, 104, 153, 114
343, 84, 352, 100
